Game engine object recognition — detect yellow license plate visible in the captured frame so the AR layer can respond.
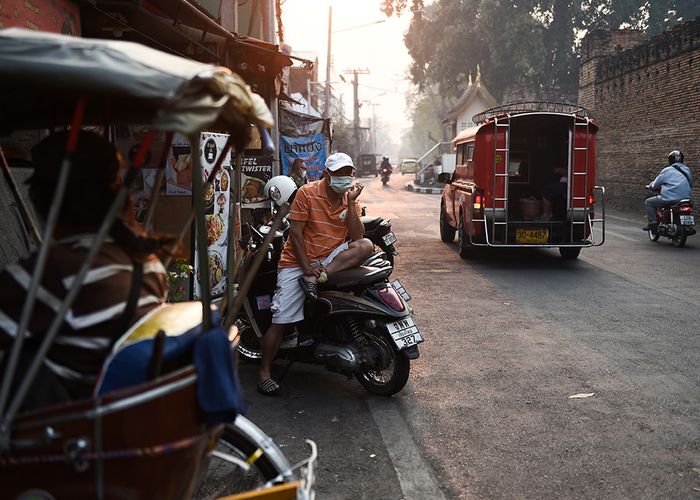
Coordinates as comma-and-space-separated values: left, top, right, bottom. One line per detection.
516, 228, 549, 244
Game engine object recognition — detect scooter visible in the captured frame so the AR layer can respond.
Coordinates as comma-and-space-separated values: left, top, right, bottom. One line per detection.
645, 188, 696, 247
361, 210, 399, 267
235, 219, 422, 396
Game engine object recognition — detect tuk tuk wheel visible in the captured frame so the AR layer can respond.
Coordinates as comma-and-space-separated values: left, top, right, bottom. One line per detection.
559, 247, 581, 259
440, 201, 456, 243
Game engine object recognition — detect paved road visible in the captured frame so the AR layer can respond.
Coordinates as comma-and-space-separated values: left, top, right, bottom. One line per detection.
204, 175, 700, 499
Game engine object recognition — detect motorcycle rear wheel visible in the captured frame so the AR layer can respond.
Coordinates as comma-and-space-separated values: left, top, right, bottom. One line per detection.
648, 230, 660, 242
671, 228, 687, 248
355, 330, 410, 396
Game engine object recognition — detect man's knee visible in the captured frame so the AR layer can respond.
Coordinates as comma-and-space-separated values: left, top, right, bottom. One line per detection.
352, 238, 374, 258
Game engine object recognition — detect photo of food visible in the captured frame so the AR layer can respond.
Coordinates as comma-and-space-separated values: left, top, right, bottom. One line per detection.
207, 214, 225, 246
242, 176, 267, 204
217, 193, 227, 213
171, 147, 192, 188
220, 171, 230, 192
204, 182, 215, 208
208, 251, 225, 291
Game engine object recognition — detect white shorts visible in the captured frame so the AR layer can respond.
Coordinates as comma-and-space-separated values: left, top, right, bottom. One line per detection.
270, 242, 350, 324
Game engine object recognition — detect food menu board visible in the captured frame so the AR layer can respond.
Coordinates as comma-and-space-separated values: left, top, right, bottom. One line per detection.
193, 132, 232, 299
165, 133, 193, 195
115, 127, 167, 231
241, 154, 273, 209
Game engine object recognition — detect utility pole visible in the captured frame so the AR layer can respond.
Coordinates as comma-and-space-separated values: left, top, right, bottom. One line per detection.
324, 6, 332, 120
344, 68, 369, 159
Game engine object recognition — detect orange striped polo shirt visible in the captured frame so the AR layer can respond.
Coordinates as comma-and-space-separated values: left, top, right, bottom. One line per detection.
278, 179, 361, 268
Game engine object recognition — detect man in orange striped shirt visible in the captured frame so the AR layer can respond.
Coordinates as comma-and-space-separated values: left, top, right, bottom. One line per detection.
258, 153, 373, 395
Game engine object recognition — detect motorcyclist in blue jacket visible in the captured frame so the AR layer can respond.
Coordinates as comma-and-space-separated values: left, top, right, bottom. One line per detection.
642, 150, 692, 231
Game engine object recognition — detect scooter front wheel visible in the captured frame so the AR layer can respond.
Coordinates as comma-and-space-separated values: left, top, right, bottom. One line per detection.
648, 229, 660, 242
355, 329, 410, 396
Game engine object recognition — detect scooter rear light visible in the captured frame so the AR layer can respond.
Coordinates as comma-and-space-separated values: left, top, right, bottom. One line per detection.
378, 287, 405, 312
679, 204, 693, 214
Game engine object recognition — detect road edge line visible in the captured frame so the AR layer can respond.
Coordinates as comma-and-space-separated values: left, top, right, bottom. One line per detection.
367, 397, 448, 500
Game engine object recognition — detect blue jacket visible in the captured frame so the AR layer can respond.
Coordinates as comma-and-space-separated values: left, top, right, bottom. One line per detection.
650, 163, 692, 201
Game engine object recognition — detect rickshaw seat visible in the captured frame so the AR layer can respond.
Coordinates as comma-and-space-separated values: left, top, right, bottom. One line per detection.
94, 302, 245, 425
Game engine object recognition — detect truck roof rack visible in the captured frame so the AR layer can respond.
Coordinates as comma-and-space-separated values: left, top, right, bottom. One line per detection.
472, 101, 590, 125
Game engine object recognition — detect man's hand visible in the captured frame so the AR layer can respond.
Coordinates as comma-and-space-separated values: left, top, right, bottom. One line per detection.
348, 182, 364, 202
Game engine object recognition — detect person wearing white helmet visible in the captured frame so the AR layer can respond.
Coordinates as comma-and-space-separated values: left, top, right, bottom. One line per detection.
257, 152, 373, 395
642, 150, 692, 231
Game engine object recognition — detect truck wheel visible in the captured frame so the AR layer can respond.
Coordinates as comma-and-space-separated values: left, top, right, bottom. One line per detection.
559, 247, 581, 259
458, 215, 474, 259
440, 202, 456, 243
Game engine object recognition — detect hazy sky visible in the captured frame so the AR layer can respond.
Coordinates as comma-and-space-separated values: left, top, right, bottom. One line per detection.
282, 0, 413, 140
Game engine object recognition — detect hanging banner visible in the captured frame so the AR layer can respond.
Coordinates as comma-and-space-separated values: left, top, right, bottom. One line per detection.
193, 132, 232, 300
280, 133, 327, 181
241, 154, 273, 209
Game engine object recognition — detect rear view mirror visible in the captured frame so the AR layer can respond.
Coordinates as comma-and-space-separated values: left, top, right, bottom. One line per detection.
438, 172, 452, 184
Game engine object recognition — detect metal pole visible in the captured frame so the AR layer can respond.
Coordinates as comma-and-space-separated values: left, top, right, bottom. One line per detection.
324, 6, 332, 120
352, 72, 359, 158
190, 133, 212, 331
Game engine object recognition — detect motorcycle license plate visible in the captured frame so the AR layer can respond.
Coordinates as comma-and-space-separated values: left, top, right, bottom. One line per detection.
516, 228, 548, 244
680, 215, 695, 226
386, 316, 424, 350
382, 232, 397, 245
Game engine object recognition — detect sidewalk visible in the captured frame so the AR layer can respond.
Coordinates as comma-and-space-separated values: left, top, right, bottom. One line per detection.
404, 182, 444, 194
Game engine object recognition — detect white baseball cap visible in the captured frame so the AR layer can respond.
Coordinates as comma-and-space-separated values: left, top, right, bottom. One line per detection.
325, 152, 355, 172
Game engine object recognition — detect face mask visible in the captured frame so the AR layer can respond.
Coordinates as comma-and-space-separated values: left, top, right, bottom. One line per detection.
299, 169, 307, 179
329, 175, 353, 193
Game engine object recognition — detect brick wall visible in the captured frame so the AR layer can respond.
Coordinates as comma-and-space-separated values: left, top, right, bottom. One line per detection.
579, 18, 700, 215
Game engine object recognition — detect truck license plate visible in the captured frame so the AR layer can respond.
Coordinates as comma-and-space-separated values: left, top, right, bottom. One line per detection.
386, 316, 424, 350
516, 228, 548, 244
382, 232, 397, 245
680, 215, 695, 226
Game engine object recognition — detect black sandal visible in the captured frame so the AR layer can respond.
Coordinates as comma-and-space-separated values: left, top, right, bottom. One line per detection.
298, 277, 319, 299
257, 378, 280, 396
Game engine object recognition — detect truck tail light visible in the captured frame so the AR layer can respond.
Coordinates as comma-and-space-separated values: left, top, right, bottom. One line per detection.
587, 193, 595, 205
473, 190, 484, 216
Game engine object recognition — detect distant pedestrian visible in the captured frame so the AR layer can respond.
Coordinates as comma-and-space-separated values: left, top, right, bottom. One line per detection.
288, 158, 308, 188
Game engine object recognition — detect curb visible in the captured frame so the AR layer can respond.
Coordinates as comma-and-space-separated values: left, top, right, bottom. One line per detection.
405, 183, 443, 195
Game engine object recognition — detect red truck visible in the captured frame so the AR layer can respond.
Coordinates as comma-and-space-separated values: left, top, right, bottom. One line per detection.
438, 102, 606, 259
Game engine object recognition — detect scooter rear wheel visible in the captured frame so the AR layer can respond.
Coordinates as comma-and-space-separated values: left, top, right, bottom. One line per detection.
648, 230, 660, 242
355, 329, 410, 396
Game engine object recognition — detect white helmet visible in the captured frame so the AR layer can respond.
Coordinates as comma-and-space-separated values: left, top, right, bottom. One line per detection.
265, 175, 297, 206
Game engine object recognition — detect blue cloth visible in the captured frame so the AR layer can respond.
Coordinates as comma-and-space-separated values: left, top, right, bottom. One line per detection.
194, 327, 246, 426
97, 322, 245, 427
649, 163, 692, 201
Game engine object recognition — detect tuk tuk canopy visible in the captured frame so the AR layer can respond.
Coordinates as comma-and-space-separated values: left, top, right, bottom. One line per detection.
0, 28, 273, 137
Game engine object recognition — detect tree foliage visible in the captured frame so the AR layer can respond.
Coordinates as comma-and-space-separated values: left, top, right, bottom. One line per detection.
382, 0, 700, 100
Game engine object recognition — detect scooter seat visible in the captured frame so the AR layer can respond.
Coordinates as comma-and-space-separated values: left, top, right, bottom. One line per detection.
320, 266, 391, 290
361, 216, 383, 231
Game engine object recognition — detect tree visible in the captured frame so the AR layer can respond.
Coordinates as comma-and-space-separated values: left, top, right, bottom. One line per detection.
382, 0, 700, 101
